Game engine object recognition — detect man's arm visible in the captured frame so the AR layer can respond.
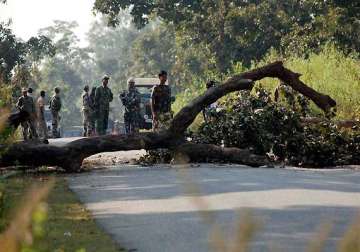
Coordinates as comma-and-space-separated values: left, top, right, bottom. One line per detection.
94, 88, 100, 109
16, 97, 23, 110
150, 87, 157, 119
109, 89, 113, 102
58, 97, 62, 111
39, 102, 45, 119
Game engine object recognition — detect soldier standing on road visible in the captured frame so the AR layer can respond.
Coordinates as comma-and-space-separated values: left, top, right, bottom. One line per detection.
151, 70, 172, 132
94, 75, 113, 136
49, 87, 62, 138
82, 85, 93, 136
89, 87, 97, 135
202, 80, 219, 123
36, 90, 48, 140
120, 78, 141, 134
16, 88, 38, 141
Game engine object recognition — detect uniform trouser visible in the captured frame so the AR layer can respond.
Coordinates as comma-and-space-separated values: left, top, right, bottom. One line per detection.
96, 110, 109, 136
37, 116, 48, 139
21, 117, 38, 141
82, 110, 92, 136
124, 112, 139, 135
51, 112, 60, 137
152, 112, 172, 132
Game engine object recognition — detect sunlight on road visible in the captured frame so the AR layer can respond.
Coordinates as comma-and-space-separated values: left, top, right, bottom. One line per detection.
86, 189, 360, 215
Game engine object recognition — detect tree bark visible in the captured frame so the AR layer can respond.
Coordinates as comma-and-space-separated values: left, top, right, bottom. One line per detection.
0, 61, 337, 171
174, 143, 270, 167
301, 117, 360, 129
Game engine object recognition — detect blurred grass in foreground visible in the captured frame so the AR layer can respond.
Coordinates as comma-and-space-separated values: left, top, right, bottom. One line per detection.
0, 175, 123, 252
173, 153, 360, 252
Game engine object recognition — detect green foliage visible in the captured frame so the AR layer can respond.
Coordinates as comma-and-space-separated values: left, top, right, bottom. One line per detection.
0, 23, 55, 84
254, 44, 360, 120
93, 0, 360, 73
193, 87, 360, 167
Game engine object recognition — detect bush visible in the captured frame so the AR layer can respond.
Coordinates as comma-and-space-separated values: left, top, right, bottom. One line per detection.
193, 87, 360, 167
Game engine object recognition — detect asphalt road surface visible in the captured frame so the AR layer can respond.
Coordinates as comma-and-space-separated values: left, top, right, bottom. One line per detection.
67, 163, 360, 252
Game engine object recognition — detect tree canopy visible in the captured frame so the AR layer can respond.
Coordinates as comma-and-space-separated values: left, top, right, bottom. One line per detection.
93, 0, 360, 72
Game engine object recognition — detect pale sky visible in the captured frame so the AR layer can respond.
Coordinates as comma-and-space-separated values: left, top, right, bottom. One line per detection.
0, 0, 96, 46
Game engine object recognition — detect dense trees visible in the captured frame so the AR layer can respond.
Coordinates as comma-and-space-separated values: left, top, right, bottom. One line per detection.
93, 0, 360, 72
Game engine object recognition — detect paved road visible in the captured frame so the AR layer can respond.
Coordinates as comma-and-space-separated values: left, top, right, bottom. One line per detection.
67, 164, 360, 252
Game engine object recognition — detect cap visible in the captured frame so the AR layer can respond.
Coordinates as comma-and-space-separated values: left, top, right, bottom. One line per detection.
158, 70, 167, 77
127, 77, 135, 84
103, 75, 110, 80
22, 87, 28, 92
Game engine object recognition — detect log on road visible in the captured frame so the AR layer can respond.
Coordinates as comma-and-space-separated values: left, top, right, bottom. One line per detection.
0, 62, 337, 171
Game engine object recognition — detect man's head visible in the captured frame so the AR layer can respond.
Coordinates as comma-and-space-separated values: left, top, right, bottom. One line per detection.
22, 88, 27, 96
40, 90, 46, 97
54, 87, 60, 94
27, 87, 33, 94
127, 77, 135, 90
84, 85, 89, 92
102, 75, 110, 86
158, 70, 167, 85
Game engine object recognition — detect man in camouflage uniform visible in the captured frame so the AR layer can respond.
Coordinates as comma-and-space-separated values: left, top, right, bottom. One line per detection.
89, 87, 97, 135
120, 78, 141, 134
82, 85, 93, 136
36, 90, 48, 140
16, 88, 38, 141
151, 70, 172, 132
202, 80, 219, 123
274, 81, 310, 116
49, 87, 62, 138
94, 75, 113, 135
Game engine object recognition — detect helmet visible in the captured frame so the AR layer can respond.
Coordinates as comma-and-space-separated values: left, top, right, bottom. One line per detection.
127, 77, 135, 84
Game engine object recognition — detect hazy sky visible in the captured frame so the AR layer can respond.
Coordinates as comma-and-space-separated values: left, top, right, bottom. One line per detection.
0, 0, 96, 46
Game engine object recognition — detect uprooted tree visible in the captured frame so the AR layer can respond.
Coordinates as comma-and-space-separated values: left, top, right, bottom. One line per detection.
0, 61, 337, 171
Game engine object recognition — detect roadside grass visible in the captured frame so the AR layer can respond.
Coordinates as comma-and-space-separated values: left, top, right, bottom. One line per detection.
0, 175, 123, 252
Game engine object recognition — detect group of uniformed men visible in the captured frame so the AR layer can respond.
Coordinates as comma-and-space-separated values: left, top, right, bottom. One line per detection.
16, 87, 61, 141
81, 70, 172, 137
16, 69, 215, 140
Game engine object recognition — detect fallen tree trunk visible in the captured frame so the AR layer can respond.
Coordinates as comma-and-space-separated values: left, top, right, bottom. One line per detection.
174, 143, 270, 167
0, 62, 337, 171
0, 132, 175, 171
302, 117, 360, 129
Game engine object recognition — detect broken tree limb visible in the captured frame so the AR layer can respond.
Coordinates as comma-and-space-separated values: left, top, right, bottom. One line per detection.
301, 117, 360, 129
169, 61, 336, 134
0, 132, 176, 172
174, 143, 270, 167
0, 61, 337, 171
